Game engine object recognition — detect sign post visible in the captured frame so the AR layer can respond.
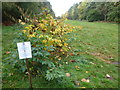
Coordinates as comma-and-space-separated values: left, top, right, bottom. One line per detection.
25, 58, 32, 88
17, 42, 33, 88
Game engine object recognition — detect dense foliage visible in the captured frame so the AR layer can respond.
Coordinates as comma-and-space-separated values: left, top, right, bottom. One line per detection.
2, 1, 82, 81
62, 2, 120, 22
2, 2, 55, 24
8, 8, 82, 81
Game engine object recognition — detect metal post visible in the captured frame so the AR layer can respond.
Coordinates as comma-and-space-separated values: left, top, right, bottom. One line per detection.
26, 58, 33, 88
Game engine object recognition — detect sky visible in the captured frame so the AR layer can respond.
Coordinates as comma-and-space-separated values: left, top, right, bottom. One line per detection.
47, 0, 83, 17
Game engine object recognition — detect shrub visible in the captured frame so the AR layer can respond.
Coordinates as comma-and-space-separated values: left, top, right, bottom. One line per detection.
11, 8, 82, 81
86, 9, 103, 22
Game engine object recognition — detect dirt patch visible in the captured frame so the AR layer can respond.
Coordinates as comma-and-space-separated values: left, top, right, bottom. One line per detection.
2, 21, 16, 26
90, 52, 119, 65
77, 51, 119, 65
111, 62, 120, 65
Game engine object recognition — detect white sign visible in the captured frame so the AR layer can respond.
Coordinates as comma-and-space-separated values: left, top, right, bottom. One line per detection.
17, 42, 32, 59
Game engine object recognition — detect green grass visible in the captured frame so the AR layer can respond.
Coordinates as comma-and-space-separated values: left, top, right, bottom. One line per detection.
2, 20, 119, 88
64, 20, 118, 62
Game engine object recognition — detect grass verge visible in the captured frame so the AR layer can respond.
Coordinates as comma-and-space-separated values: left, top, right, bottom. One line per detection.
2, 20, 119, 88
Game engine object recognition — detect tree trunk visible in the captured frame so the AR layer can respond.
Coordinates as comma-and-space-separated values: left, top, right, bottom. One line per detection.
104, 14, 107, 21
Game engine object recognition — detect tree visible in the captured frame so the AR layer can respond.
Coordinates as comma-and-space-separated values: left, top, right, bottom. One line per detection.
2, 2, 55, 24
63, 1, 120, 22
86, 9, 103, 22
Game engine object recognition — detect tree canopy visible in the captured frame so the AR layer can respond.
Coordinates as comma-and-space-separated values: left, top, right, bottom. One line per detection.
62, 2, 120, 22
2, 2, 55, 24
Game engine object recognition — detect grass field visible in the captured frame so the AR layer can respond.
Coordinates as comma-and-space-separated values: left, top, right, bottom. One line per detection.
2, 20, 119, 88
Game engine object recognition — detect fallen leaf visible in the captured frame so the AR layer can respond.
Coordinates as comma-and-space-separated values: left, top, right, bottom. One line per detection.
79, 87, 86, 88
106, 74, 110, 78
105, 74, 113, 80
6, 51, 11, 54
60, 49, 63, 52
81, 78, 90, 83
106, 74, 112, 79
108, 56, 113, 59
58, 57, 61, 60
69, 60, 76, 62
55, 56, 59, 58
75, 66, 80, 70
66, 73, 70, 77
65, 62, 68, 64
69, 52, 74, 56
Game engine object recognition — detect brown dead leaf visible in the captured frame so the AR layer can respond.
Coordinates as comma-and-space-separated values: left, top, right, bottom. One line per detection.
79, 87, 86, 88
60, 49, 63, 52
58, 57, 61, 60
69, 52, 74, 56
69, 60, 76, 62
81, 78, 90, 83
66, 73, 70, 77
6, 51, 11, 54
